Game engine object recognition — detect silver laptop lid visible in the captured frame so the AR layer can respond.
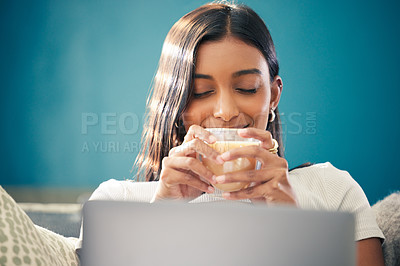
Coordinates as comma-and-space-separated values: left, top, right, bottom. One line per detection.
82, 201, 355, 266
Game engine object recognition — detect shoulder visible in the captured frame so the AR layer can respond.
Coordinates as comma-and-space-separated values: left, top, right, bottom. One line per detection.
290, 161, 349, 178
289, 162, 364, 209
89, 179, 158, 202
289, 162, 384, 241
290, 162, 358, 189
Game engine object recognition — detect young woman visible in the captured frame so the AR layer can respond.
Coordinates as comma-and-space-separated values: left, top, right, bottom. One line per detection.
81, 2, 385, 265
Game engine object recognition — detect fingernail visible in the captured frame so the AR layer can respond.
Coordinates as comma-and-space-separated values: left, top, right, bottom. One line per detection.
222, 192, 230, 198
220, 152, 230, 160
209, 135, 217, 143
215, 175, 225, 183
208, 186, 215, 193
212, 175, 217, 183
216, 155, 224, 164
237, 128, 248, 134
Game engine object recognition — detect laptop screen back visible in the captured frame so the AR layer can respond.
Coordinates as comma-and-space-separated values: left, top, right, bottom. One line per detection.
82, 201, 355, 266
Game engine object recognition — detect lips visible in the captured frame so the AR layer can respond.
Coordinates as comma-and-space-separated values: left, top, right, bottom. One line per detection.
206, 124, 250, 129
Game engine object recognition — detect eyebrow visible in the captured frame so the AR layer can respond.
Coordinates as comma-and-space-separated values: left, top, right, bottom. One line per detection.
194, 68, 262, 80
232, 68, 262, 78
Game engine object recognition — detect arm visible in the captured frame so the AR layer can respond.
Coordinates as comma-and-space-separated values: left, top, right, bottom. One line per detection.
316, 164, 385, 265
357, 238, 384, 266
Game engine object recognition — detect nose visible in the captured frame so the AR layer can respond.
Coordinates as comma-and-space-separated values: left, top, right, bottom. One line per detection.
213, 90, 239, 122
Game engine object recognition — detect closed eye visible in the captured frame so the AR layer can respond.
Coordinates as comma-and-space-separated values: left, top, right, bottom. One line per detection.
193, 90, 214, 99
235, 88, 257, 94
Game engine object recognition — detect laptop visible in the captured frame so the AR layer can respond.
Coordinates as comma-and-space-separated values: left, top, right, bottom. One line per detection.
81, 200, 355, 266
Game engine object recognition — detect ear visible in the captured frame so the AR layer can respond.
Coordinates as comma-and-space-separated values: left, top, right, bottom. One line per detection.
270, 75, 283, 110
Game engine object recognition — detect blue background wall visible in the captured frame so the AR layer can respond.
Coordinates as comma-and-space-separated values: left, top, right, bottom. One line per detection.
1, 0, 399, 204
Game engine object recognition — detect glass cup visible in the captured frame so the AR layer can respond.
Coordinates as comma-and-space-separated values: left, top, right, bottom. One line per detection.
202, 128, 261, 192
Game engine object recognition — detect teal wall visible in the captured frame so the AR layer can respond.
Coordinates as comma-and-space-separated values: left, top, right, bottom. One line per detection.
1, 0, 399, 204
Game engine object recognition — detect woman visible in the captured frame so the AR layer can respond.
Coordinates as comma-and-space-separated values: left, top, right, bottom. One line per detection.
83, 2, 385, 265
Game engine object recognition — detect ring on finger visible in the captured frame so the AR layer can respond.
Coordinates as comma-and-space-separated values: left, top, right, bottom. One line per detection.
269, 139, 279, 154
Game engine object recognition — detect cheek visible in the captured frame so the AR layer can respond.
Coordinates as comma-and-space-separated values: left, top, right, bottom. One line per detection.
182, 101, 212, 130
246, 92, 270, 129
181, 90, 271, 130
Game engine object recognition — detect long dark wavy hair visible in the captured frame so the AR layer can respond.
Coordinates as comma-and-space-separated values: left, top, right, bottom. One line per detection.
134, 2, 285, 181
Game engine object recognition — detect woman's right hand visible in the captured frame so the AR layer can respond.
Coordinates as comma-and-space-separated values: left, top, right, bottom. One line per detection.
151, 125, 223, 202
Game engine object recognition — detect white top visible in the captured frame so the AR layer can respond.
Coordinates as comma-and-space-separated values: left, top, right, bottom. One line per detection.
76, 162, 384, 250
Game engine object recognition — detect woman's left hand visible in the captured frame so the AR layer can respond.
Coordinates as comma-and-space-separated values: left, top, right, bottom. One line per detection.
215, 128, 298, 206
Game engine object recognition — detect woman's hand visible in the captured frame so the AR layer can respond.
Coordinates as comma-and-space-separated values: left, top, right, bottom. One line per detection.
151, 125, 222, 202
214, 128, 298, 205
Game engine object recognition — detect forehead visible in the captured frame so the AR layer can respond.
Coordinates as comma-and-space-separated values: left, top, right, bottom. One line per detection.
195, 37, 269, 78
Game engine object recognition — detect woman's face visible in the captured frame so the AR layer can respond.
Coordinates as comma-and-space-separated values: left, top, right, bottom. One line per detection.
182, 36, 282, 130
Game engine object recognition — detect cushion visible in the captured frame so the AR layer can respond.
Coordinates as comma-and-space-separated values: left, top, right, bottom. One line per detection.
0, 186, 79, 265
372, 191, 400, 266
